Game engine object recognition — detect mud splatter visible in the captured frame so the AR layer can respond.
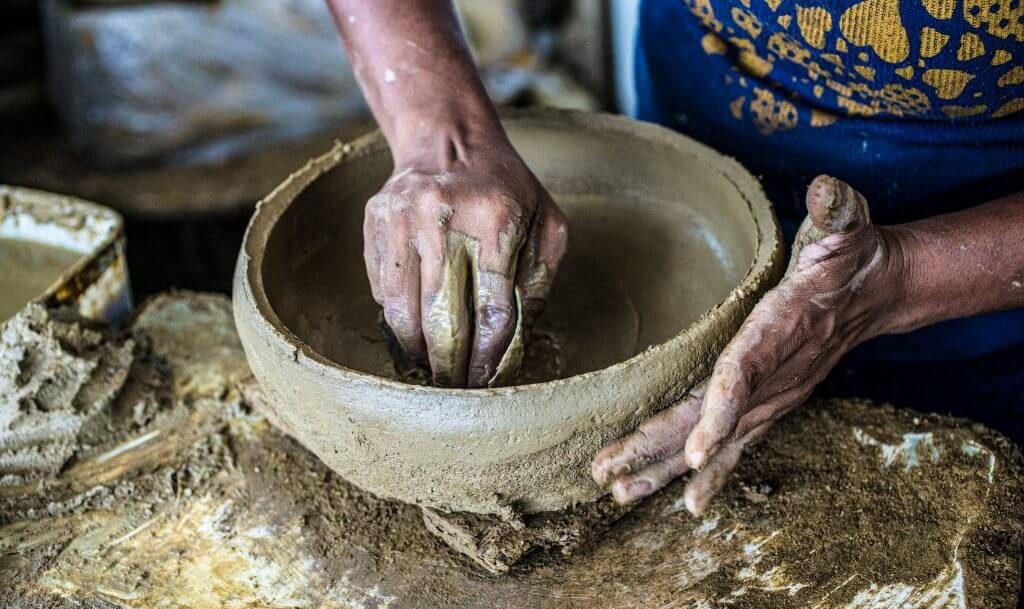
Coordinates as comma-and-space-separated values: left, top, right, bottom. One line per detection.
2, 294, 1022, 608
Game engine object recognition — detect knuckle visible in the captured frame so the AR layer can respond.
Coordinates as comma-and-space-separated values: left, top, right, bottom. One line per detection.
714, 356, 745, 380
548, 209, 569, 239
423, 194, 454, 223
365, 196, 387, 221
373, 191, 414, 219
485, 202, 519, 232
382, 300, 420, 336
490, 190, 527, 220
476, 302, 515, 339
419, 181, 450, 207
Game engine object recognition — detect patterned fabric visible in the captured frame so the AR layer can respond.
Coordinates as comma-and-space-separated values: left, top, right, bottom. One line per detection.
635, 0, 1024, 360
636, 0, 1024, 220
670, 0, 1022, 123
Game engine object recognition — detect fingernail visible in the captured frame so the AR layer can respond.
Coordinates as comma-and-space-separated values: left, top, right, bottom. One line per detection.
610, 462, 632, 479
626, 479, 652, 499
688, 442, 719, 470
685, 493, 705, 516
686, 449, 706, 470
611, 479, 652, 504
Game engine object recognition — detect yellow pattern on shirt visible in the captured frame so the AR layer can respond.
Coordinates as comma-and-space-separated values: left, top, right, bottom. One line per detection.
680, 0, 1024, 133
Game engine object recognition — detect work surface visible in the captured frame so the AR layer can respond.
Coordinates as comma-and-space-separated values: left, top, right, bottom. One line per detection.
1, 293, 1021, 608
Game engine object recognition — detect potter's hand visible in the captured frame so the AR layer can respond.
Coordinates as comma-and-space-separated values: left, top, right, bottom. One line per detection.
592, 175, 905, 514
364, 130, 568, 387
327, 0, 567, 386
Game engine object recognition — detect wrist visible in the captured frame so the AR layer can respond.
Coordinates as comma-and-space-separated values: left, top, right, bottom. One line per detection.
388, 99, 507, 169
868, 225, 919, 337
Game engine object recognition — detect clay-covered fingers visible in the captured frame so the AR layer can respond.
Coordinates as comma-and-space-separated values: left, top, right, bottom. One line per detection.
591, 384, 706, 487
516, 197, 569, 325
682, 287, 801, 472
610, 449, 692, 504
420, 233, 472, 387
790, 175, 874, 273
466, 202, 527, 387
365, 194, 428, 362
684, 352, 756, 471
467, 270, 517, 387
805, 174, 870, 234
362, 132, 567, 387
682, 420, 772, 516
362, 200, 385, 304
420, 206, 526, 388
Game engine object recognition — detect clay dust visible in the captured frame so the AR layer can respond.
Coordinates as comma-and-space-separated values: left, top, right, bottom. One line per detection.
3, 294, 1021, 608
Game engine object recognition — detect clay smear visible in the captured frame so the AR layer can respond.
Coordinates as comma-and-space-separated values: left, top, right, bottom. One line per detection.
2, 296, 1021, 608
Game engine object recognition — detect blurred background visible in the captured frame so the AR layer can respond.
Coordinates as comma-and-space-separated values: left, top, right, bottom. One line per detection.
1, 0, 641, 299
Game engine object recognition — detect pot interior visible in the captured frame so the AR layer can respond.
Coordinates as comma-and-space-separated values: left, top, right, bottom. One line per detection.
261, 117, 760, 385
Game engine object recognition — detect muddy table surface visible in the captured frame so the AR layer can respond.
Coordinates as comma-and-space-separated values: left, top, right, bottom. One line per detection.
1, 293, 1021, 609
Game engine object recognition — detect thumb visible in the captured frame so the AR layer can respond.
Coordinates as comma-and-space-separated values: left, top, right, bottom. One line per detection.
788, 175, 872, 273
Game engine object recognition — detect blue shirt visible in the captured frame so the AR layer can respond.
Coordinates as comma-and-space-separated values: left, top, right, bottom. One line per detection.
636, 0, 1024, 360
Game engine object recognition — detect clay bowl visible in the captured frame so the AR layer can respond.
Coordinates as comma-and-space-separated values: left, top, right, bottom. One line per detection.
234, 108, 783, 515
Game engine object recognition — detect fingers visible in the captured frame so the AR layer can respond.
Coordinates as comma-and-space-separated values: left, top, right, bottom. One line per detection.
420, 234, 472, 386
516, 197, 569, 324
610, 449, 691, 504
382, 250, 425, 361
805, 174, 869, 234
790, 175, 873, 273
683, 420, 772, 516
467, 200, 525, 387
467, 272, 518, 387
363, 197, 387, 305
367, 195, 428, 362
684, 355, 752, 471
591, 384, 706, 486
600, 404, 775, 509
367, 169, 566, 387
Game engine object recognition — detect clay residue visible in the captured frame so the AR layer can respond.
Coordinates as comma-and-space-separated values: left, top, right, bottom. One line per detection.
0, 304, 160, 488
422, 497, 633, 574
2, 293, 1022, 608
384, 311, 570, 387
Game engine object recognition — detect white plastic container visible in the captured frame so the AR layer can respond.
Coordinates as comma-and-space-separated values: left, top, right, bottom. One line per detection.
0, 185, 132, 324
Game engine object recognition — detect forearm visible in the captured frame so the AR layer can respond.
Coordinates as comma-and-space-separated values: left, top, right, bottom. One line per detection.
326, 0, 503, 165
883, 191, 1024, 334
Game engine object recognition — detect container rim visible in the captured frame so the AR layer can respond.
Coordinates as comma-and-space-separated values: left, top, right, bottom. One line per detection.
238, 107, 783, 397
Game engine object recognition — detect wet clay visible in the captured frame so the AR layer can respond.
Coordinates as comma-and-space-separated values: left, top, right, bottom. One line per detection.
334, 190, 732, 386
235, 108, 785, 514
244, 379, 632, 572
0, 240, 80, 322
0, 293, 248, 502
4, 294, 1023, 608
421, 497, 633, 574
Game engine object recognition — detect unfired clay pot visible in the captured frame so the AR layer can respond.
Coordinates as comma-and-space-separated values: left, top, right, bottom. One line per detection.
233, 109, 783, 515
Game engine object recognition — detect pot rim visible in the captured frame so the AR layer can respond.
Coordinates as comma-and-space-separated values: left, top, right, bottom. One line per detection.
238, 107, 782, 397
